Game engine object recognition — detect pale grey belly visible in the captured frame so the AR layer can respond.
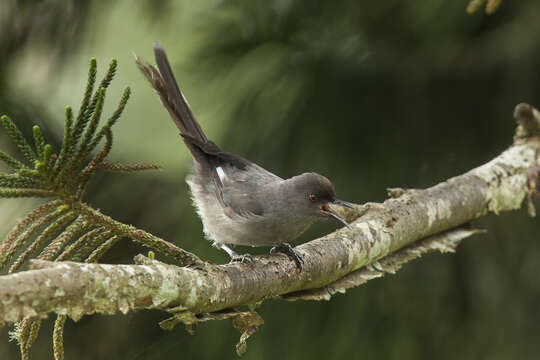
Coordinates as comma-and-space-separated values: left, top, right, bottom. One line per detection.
205, 213, 314, 247
187, 176, 314, 247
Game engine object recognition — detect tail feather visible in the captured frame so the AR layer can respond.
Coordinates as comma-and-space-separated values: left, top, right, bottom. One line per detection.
135, 42, 207, 155
136, 42, 231, 210
152, 42, 207, 143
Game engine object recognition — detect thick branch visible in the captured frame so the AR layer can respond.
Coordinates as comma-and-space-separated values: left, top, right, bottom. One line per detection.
0, 104, 539, 325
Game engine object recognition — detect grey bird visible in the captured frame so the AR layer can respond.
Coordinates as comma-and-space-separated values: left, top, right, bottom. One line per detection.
136, 42, 352, 267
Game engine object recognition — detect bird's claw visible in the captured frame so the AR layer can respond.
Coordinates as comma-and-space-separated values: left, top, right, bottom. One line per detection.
214, 242, 253, 264
230, 253, 254, 264
270, 243, 304, 269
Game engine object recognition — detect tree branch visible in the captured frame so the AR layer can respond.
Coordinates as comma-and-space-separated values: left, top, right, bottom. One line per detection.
0, 103, 539, 327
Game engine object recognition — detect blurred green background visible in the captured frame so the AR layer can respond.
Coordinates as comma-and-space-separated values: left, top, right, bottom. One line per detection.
1, 0, 540, 359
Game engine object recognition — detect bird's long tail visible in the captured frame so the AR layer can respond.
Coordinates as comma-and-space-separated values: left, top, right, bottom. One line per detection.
135, 42, 208, 158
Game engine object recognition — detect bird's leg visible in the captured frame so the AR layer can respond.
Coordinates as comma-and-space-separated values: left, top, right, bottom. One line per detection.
214, 242, 253, 264
270, 243, 304, 269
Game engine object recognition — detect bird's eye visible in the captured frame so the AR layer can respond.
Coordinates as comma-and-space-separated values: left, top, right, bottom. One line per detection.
309, 194, 317, 202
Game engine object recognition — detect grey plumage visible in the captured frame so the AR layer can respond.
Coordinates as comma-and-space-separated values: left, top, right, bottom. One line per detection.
136, 42, 351, 263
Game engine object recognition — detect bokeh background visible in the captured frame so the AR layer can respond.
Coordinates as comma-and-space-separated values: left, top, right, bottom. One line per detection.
1, 0, 540, 359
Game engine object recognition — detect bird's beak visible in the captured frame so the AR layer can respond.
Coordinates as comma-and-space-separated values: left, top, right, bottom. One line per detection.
332, 199, 354, 209
321, 199, 353, 229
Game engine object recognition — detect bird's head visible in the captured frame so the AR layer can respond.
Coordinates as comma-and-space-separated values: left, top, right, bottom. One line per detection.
292, 172, 353, 228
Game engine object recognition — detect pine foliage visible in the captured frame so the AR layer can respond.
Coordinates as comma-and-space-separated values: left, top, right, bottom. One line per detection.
0, 58, 202, 360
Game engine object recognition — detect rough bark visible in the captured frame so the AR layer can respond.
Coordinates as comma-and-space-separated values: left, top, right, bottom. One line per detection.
0, 103, 539, 327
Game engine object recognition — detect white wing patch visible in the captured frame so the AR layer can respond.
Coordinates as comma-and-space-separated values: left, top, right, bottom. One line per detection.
216, 166, 226, 183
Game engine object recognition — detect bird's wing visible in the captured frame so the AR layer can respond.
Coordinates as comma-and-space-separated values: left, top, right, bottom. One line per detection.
219, 163, 282, 217
183, 134, 281, 217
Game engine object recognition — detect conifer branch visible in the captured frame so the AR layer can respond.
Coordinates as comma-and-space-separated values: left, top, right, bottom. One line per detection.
0, 115, 37, 164
94, 161, 161, 172
0, 150, 27, 170
0, 54, 202, 358
52, 316, 66, 360
69, 59, 97, 156
0, 204, 68, 270
71, 228, 113, 262
87, 87, 131, 154
8, 212, 77, 273
0, 200, 62, 266
0, 174, 43, 189
72, 201, 203, 265
42, 145, 53, 175
46, 153, 57, 177
52, 107, 74, 180
55, 226, 100, 261
74, 128, 113, 199
14, 318, 38, 360
73, 87, 107, 171
37, 216, 88, 261
32, 126, 45, 162
23, 320, 40, 356
0, 189, 59, 198
86, 235, 121, 263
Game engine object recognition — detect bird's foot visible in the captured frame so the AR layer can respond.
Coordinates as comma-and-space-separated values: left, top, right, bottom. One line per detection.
230, 253, 254, 264
270, 243, 303, 269
214, 242, 254, 264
